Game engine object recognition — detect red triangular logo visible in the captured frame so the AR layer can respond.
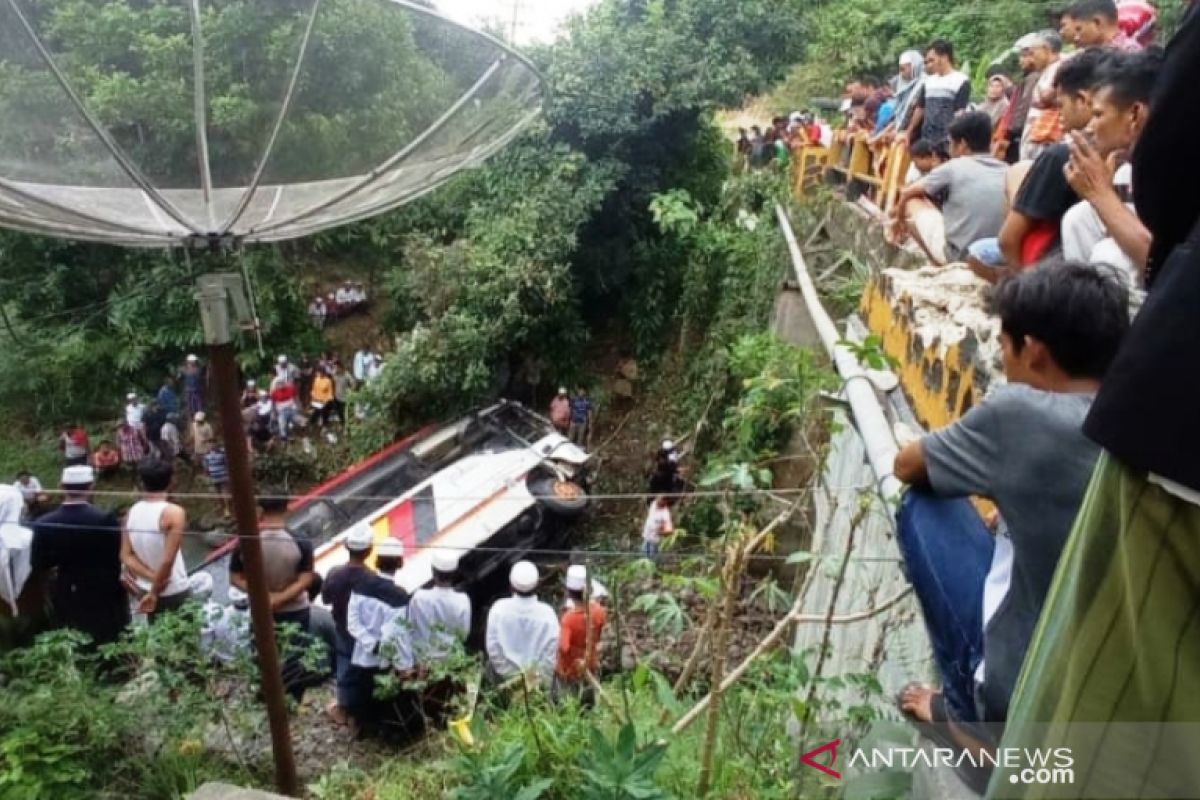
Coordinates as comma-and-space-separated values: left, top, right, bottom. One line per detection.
800, 738, 842, 779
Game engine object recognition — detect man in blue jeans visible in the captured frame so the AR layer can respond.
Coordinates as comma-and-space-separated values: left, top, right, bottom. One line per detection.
891, 260, 1128, 736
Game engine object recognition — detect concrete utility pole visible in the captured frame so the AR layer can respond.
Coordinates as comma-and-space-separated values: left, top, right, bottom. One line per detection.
509, 0, 521, 43
195, 272, 299, 798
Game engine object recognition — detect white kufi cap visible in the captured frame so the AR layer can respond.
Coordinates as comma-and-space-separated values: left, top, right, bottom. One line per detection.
61, 465, 95, 486
565, 564, 588, 592
376, 538, 405, 558
510, 560, 539, 592
432, 549, 460, 573
345, 525, 373, 552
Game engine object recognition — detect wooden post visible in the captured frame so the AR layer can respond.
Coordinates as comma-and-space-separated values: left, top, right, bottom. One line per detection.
208, 342, 299, 797
197, 273, 298, 797
695, 534, 744, 797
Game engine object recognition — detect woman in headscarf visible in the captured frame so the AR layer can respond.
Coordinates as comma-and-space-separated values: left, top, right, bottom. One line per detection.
979, 74, 1013, 128
892, 50, 926, 134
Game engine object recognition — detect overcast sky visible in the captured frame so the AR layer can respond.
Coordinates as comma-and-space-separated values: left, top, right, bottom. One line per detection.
435, 0, 599, 44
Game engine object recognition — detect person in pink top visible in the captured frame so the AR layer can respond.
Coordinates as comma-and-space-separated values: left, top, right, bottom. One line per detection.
549, 387, 570, 434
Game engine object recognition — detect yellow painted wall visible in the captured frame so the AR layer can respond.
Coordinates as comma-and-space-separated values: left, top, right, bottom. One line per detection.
860, 278, 983, 432
861, 277, 997, 518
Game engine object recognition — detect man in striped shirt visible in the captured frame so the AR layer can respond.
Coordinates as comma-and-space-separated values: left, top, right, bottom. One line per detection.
905, 39, 971, 148
203, 446, 231, 518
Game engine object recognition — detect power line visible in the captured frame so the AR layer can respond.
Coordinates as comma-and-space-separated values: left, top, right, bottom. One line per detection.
22, 483, 890, 504
5, 279, 189, 326
0, 517, 902, 565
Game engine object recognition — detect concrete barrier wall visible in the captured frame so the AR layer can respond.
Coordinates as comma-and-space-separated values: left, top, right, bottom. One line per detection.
792, 411, 930, 712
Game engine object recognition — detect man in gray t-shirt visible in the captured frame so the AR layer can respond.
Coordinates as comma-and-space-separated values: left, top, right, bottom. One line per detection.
921, 384, 1099, 722
893, 111, 1008, 262
891, 261, 1129, 736
229, 491, 318, 700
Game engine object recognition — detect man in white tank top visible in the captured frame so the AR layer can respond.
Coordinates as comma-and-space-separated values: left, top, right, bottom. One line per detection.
121, 459, 190, 620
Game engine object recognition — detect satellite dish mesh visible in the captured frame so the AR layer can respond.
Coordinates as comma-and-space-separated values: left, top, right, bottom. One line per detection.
0, 0, 542, 246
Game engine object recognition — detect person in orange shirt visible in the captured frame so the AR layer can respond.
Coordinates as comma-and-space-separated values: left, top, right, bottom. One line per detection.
310, 368, 336, 427
555, 565, 607, 703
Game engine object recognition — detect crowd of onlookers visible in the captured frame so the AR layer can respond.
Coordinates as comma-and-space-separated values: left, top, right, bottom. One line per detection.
813, 1, 1200, 792
7, 450, 611, 742
308, 280, 369, 329
848, 0, 1160, 296
735, 112, 832, 171
19, 345, 389, 525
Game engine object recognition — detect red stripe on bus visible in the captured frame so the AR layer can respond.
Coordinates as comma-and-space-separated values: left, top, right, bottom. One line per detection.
199, 424, 436, 569
286, 423, 436, 510
386, 501, 417, 556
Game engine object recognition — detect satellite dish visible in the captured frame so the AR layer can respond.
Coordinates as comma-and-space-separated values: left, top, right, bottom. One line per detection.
0, 0, 543, 247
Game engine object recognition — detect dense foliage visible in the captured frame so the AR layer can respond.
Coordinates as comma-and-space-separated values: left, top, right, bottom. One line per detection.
0, 238, 316, 424
0, 616, 269, 799
344, 0, 811, 447
0, 0, 810, 446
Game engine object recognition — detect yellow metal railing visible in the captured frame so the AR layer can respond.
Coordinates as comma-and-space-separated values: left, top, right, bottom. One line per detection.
792, 129, 910, 216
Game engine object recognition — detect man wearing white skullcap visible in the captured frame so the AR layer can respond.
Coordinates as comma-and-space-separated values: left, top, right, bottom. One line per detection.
345, 537, 412, 735
31, 465, 130, 647
403, 548, 473, 723
555, 565, 608, 694
274, 354, 299, 386
485, 561, 559, 685
408, 548, 472, 666
321, 524, 377, 726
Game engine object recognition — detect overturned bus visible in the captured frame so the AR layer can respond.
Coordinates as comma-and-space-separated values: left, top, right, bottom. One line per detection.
198, 400, 592, 639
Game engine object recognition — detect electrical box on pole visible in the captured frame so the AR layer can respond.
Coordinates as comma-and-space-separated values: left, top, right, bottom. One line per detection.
195, 273, 254, 345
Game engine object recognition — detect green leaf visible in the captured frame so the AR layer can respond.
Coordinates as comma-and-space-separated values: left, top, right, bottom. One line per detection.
616, 723, 638, 761
513, 778, 554, 800
649, 670, 682, 714
631, 663, 650, 692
